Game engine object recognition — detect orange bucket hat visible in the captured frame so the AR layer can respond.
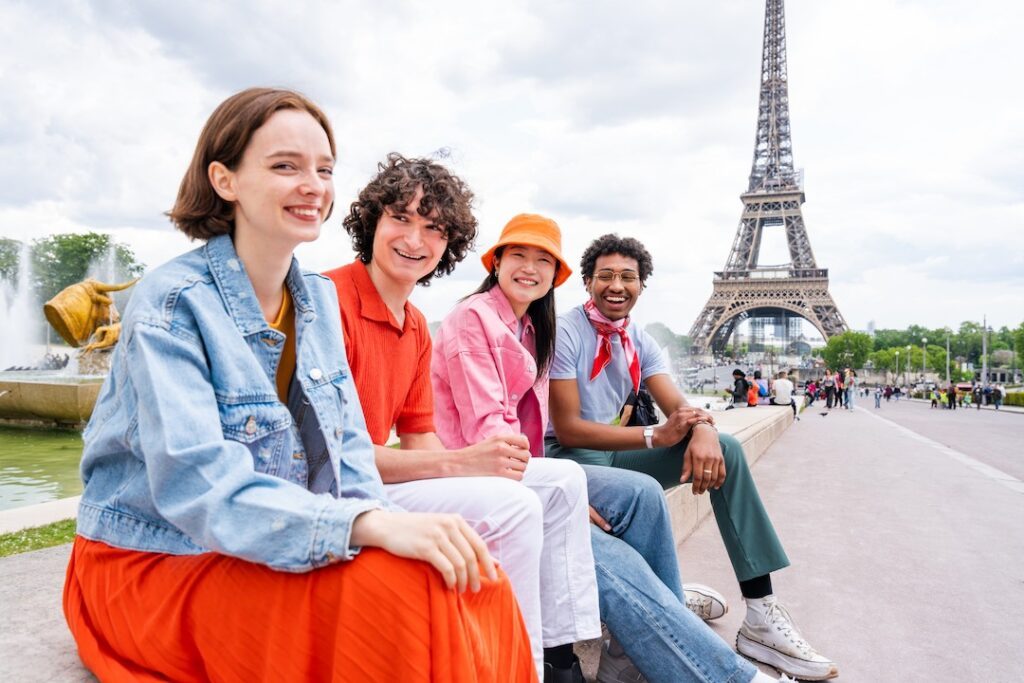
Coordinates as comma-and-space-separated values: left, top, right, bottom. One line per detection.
480, 214, 573, 288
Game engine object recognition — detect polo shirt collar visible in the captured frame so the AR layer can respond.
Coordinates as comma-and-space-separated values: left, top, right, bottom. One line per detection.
351, 260, 419, 334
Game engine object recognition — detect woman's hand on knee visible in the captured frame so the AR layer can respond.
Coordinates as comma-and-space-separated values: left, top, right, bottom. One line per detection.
352, 510, 498, 592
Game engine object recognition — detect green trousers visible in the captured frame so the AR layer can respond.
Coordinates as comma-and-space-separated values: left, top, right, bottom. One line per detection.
546, 431, 789, 582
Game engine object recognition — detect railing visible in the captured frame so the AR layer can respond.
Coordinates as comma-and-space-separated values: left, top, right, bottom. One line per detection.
715, 267, 828, 280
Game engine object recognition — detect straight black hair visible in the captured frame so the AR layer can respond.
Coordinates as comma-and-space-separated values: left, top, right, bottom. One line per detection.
465, 246, 558, 375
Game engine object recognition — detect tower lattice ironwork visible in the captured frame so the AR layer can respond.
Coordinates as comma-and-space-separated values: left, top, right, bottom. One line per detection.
688, 0, 847, 355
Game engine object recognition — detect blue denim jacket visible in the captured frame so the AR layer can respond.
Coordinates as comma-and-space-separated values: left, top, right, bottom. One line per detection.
77, 234, 395, 572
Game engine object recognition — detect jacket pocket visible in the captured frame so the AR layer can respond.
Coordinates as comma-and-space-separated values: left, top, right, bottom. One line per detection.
216, 397, 293, 477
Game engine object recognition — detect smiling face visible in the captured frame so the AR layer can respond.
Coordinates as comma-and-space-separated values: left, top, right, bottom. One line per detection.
212, 108, 335, 254
493, 244, 557, 317
585, 252, 643, 321
368, 185, 448, 289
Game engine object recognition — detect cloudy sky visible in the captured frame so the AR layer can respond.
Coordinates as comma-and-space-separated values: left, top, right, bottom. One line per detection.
1, 0, 1021, 336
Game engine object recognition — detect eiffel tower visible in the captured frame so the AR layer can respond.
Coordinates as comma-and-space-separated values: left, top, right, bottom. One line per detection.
688, 0, 847, 355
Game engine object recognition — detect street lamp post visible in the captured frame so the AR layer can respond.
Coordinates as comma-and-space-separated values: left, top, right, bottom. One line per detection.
922, 337, 928, 383
906, 345, 912, 388
894, 350, 900, 385
945, 333, 951, 384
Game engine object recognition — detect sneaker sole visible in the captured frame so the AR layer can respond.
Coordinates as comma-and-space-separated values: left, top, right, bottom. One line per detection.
736, 632, 838, 681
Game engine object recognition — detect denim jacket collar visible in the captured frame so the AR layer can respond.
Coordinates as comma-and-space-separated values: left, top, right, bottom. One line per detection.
205, 234, 314, 337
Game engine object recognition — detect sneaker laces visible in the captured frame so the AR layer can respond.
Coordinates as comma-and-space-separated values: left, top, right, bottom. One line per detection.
685, 593, 712, 620
762, 602, 816, 657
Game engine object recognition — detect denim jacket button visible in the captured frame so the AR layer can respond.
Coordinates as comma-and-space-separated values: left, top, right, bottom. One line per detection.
325, 552, 337, 562
334, 426, 344, 437
245, 416, 257, 435
292, 452, 304, 460
309, 368, 323, 381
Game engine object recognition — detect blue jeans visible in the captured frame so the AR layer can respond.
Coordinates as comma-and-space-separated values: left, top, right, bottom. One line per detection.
582, 465, 756, 683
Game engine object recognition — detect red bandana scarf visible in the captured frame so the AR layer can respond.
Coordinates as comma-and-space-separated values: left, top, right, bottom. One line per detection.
584, 300, 641, 392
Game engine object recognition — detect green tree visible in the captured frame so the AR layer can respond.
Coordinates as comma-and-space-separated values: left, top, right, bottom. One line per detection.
872, 328, 911, 351
645, 322, 692, 359
1013, 323, 1024, 371
30, 232, 145, 304
868, 348, 897, 373
0, 237, 20, 283
821, 331, 872, 370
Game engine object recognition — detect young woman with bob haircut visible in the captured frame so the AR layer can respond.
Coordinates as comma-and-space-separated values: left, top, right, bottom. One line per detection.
62, 87, 534, 682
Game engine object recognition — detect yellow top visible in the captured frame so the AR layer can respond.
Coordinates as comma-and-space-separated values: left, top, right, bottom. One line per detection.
267, 287, 296, 404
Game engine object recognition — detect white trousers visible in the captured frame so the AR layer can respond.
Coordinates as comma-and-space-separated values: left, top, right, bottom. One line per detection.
385, 457, 600, 680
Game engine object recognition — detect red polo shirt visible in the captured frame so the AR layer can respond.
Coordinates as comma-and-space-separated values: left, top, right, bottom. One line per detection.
324, 260, 435, 446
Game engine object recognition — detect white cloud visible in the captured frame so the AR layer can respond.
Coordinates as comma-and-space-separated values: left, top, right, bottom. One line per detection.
1, 0, 1021, 337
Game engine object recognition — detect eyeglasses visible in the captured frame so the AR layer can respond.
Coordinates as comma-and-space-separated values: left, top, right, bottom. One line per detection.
593, 270, 640, 284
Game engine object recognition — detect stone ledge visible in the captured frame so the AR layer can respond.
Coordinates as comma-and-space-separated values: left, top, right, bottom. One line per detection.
575, 404, 794, 679
0, 406, 793, 682
667, 405, 794, 549
0, 496, 82, 534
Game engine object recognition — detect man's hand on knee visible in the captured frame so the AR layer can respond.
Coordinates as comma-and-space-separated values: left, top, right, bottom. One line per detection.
454, 434, 531, 480
680, 426, 726, 494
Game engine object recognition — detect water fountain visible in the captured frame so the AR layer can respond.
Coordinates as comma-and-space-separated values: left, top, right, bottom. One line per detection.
0, 245, 130, 427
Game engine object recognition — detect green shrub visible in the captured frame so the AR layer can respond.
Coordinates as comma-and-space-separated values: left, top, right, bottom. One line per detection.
1004, 392, 1024, 407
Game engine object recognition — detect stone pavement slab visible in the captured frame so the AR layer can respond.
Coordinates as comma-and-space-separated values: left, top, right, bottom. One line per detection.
0, 543, 93, 682
679, 403, 1024, 682
877, 398, 1024, 480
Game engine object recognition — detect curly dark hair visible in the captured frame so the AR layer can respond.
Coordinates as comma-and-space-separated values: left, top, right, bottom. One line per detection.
578, 234, 654, 284
343, 153, 477, 285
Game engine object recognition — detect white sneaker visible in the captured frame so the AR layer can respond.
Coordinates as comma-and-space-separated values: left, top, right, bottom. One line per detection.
683, 582, 729, 621
596, 638, 647, 683
737, 597, 838, 681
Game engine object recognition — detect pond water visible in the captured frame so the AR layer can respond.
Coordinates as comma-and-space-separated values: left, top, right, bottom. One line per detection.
0, 426, 84, 511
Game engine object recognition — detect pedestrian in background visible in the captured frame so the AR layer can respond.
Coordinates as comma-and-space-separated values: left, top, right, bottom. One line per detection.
823, 370, 836, 409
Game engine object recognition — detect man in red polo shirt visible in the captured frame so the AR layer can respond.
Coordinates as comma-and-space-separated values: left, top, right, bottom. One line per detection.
324, 154, 600, 682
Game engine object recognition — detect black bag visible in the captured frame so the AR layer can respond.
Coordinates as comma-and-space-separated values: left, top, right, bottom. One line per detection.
620, 387, 659, 427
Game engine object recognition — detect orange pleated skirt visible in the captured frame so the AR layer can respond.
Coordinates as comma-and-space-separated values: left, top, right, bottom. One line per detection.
63, 537, 536, 682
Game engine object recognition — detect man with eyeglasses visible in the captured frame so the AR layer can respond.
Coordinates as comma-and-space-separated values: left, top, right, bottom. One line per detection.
546, 234, 838, 682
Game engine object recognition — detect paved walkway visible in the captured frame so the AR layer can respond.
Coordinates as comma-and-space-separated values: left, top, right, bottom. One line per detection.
4, 400, 1020, 681
679, 400, 1024, 682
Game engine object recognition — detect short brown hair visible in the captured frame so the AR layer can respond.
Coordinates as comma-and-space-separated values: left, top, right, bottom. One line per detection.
167, 87, 336, 240
343, 153, 477, 286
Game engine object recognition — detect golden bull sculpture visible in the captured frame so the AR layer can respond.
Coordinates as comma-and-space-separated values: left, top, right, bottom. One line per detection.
43, 278, 137, 353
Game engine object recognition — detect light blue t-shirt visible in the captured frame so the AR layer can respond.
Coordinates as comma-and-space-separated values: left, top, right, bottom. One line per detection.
547, 305, 669, 436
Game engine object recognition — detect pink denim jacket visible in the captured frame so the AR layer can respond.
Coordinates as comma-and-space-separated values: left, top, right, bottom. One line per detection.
431, 287, 548, 458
